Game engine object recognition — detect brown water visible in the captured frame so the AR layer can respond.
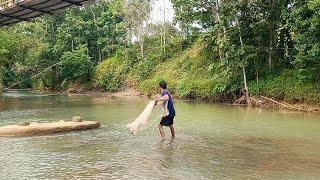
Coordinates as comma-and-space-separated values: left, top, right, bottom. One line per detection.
0, 90, 320, 179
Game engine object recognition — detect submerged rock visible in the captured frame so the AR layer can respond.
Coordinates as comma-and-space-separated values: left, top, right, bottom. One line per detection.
17, 122, 30, 126
72, 116, 82, 122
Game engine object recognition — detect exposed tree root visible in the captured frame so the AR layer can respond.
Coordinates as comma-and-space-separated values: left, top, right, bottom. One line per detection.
234, 95, 320, 113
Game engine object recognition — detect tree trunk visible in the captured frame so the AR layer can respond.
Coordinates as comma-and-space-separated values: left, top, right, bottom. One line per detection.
236, 18, 251, 106
212, 0, 227, 62
0, 66, 3, 93
268, 0, 274, 71
87, 40, 89, 56
160, 30, 163, 54
256, 69, 259, 93
254, 58, 259, 93
138, 27, 144, 59
101, 50, 104, 61
242, 67, 250, 105
163, 0, 166, 55
98, 47, 102, 63
163, 28, 166, 55
71, 39, 74, 51
139, 36, 144, 59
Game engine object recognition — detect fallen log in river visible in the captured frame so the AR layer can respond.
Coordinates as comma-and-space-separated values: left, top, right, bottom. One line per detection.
0, 119, 100, 137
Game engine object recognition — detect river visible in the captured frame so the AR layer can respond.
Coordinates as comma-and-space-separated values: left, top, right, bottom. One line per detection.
0, 90, 319, 179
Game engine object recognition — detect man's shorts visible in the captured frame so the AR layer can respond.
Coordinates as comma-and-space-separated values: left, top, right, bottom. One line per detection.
160, 116, 174, 126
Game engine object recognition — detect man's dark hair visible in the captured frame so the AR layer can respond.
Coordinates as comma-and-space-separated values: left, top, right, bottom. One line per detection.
159, 80, 167, 89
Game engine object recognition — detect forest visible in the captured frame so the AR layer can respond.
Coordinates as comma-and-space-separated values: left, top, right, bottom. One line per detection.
0, 0, 319, 105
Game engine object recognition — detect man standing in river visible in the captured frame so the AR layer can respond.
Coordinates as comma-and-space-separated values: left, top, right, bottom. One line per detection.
155, 81, 176, 140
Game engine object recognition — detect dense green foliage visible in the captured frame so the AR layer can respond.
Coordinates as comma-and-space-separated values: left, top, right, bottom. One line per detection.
0, 0, 319, 105
59, 48, 93, 83
0, 66, 3, 91
292, 0, 320, 82
93, 57, 129, 92
249, 70, 320, 103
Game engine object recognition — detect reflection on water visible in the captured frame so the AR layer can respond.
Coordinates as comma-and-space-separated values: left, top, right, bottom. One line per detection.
0, 90, 320, 179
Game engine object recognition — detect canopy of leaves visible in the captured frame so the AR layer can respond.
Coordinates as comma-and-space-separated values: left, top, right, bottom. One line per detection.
59, 48, 93, 83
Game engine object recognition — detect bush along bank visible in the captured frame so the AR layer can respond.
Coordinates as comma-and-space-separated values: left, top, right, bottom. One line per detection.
91, 39, 320, 109
0, 67, 3, 92
3, 36, 319, 111
89, 39, 238, 102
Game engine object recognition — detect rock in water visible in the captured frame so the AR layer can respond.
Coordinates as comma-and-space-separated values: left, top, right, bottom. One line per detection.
17, 122, 30, 126
72, 116, 82, 122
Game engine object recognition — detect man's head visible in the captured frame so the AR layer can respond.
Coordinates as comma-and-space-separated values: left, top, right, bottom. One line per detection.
159, 80, 167, 92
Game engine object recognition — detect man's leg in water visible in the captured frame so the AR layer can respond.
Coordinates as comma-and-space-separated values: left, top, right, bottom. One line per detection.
158, 124, 165, 140
169, 125, 175, 138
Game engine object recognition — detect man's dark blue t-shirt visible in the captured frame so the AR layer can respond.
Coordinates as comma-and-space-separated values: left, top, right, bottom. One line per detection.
162, 90, 176, 117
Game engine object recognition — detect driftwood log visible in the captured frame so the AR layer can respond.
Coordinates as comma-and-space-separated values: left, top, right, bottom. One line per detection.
234, 95, 319, 113
0, 120, 100, 137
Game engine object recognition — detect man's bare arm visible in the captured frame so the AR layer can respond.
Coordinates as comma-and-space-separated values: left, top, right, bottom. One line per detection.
155, 94, 169, 103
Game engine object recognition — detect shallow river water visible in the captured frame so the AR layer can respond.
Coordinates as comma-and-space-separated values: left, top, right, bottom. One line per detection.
0, 90, 320, 179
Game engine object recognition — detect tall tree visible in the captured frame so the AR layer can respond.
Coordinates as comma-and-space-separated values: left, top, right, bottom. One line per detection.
123, 0, 153, 59
292, 0, 320, 81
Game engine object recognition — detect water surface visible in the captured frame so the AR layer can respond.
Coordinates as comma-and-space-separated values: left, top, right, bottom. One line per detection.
0, 90, 320, 179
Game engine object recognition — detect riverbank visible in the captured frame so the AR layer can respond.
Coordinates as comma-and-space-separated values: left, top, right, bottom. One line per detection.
60, 87, 320, 114
3, 85, 319, 114
244, 95, 320, 114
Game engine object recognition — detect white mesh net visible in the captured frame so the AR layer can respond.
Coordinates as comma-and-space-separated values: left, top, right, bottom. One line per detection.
126, 101, 159, 134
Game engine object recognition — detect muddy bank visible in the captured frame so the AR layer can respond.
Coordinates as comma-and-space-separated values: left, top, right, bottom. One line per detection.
3, 87, 319, 114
